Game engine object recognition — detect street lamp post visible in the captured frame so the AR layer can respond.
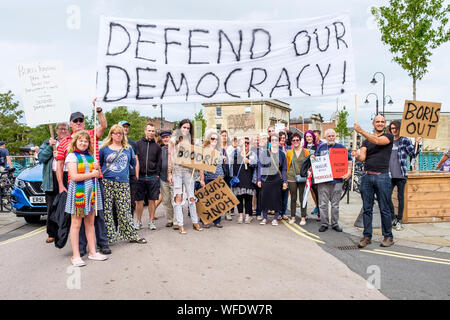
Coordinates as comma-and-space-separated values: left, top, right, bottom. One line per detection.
152, 104, 163, 131
364, 92, 379, 115
370, 71, 386, 116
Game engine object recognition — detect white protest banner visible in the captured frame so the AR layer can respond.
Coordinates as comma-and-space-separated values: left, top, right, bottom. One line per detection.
311, 154, 333, 184
96, 14, 355, 106
17, 60, 70, 127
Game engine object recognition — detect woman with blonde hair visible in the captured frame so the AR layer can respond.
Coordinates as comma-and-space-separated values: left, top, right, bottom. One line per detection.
99, 124, 147, 244
65, 130, 107, 266
199, 130, 226, 228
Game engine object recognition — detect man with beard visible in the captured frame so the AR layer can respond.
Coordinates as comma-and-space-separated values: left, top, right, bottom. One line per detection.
352, 115, 394, 248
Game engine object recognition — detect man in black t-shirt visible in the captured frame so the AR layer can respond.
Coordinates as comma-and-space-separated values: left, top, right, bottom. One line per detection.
352, 115, 394, 248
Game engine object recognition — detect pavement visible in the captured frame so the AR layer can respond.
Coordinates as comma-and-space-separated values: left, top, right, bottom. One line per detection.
2, 189, 450, 253
335, 191, 450, 254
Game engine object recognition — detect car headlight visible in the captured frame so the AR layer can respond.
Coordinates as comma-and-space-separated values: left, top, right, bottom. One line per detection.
14, 179, 26, 189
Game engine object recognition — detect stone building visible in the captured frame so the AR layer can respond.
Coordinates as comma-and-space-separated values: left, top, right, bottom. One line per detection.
203, 100, 291, 135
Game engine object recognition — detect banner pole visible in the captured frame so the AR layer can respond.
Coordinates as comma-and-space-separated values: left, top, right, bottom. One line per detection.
94, 105, 98, 217
351, 95, 358, 192
49, 124, 56, 152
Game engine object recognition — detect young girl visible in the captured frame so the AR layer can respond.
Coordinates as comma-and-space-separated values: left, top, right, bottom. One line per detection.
65, 130, 107, 267
168, 119, 203, 234
99, 124, 147, 245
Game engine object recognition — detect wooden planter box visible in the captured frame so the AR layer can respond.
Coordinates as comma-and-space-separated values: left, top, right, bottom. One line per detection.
394, 171, 450, 223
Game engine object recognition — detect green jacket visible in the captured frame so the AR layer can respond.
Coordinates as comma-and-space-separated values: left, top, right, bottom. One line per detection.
38, 139, 54, 192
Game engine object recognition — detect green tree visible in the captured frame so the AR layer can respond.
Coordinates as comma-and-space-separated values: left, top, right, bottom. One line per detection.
335, 106, 351, 141
104, 106, 148, 141
194, 109, 206, 137
0, 91, 30, 154
372, 0, 450, 99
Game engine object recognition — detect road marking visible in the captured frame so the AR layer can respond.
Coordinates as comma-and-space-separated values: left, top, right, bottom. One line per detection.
360, 249, 450, 266
282, 220, 326, 244
0, 226, 46, 246
290, 222, 321, 239
374, 249, 450, 263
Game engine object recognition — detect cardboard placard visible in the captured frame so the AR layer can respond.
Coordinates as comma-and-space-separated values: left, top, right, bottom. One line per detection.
399, 100, 441, 139
195, 177, 240, 225
311, 154, 333, 183
330, 148, 349, 178
227, 114, 255, 131
175, 143, 220, 173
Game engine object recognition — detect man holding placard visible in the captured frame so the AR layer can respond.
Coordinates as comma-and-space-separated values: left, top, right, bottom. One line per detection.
352, 115, 394, 248
313, 129, 352, 233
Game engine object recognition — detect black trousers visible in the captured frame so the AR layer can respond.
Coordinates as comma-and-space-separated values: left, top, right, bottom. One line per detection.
45, 171, 68, 238
237, 194, 253, 215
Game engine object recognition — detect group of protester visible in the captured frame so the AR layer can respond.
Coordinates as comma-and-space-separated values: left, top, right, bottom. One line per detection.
33, 101, 438, 267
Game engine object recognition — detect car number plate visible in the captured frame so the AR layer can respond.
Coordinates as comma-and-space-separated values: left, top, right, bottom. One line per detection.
30, 196, 46, 204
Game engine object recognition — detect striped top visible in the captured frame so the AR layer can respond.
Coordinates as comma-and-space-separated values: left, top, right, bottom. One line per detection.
56, 129, 102, 181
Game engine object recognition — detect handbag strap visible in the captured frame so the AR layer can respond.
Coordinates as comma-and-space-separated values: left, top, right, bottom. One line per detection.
269, 150, 283, 180
103, 147, 124, 175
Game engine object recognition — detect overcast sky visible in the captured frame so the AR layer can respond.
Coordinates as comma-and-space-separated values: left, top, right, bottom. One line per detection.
1, 0, 449, 131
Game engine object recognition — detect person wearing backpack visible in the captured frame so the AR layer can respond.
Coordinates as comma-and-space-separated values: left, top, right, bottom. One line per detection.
286, 133, 309, 225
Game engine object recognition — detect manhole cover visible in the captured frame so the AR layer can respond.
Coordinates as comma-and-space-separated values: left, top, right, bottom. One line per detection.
335, 245, 359, 250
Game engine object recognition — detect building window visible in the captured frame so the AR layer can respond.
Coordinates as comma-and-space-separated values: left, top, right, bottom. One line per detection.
216, 124, 222, 131
245, 106, 251, 113
216, 107, 222, 117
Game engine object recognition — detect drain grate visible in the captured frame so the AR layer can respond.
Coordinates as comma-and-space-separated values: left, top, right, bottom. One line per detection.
335, 245, 360, 250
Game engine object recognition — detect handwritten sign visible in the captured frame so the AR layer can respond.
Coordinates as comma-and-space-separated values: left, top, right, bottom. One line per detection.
311, 154, 333, 183
399, 100, 441, 139
17, 60, 70, 127
195, 177, 240, 225
96, 15, 355, 106
330, 148, 348, 178
175, 143, 220, 172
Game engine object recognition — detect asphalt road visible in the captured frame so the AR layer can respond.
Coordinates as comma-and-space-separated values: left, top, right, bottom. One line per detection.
1, 207, 449, 300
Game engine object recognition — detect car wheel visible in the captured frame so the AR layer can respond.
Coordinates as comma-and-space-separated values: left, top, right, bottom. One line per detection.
24, 215, 41, 224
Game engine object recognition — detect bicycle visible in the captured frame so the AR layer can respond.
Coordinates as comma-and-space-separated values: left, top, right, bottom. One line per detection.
340, 162, 363, 201
0, 168, 16, 212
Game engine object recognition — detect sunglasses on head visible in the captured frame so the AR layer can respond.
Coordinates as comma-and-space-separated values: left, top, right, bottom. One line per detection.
73, 118, 84, 124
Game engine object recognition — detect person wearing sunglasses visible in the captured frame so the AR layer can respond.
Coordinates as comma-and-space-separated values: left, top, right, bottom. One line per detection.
229, 137, 258, 224
386, 121, 421, 231
199, 131, 226, 228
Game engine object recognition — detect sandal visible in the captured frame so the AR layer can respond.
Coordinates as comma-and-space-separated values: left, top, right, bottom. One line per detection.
130, 237, 147, 244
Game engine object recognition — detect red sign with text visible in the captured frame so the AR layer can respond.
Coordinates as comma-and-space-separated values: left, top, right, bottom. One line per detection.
330, 148, 348, 178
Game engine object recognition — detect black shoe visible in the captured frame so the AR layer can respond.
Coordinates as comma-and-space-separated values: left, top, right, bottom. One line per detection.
332, 225, 343, 232
214, 223, 223, 228
202, 223, 211, 229
392, 218, 398, 227
99, 245, 112, 255
79, 249, 86, 257
319, 225, 328, 232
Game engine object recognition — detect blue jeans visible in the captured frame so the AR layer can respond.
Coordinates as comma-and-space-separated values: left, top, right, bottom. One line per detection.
79, 179, 109, 251
388, 178, 406, 222
360, 173, 393, 239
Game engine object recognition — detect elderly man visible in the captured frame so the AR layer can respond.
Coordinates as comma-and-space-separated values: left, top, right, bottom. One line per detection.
352, 115, 394, 248
38, 122, 69, 243
56, 103, 110, 256
314, 129, 352, 232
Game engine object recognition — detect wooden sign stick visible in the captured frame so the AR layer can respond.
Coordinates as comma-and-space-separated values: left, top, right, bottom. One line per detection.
351, 95, 358, 192
49, 124, 56, 152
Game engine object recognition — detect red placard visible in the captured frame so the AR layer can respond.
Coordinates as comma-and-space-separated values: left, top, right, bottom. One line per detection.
330, 148, 348, 178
